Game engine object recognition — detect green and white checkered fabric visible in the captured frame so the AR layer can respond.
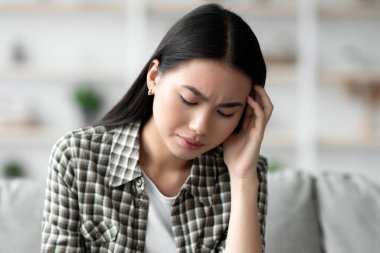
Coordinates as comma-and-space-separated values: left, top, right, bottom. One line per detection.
41, 121, 268, 253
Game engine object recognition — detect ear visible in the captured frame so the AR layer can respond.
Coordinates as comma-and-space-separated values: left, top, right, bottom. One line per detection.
146, 59, 160, 93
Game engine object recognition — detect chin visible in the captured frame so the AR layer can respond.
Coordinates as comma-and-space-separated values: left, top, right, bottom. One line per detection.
172, 149, 201, 161
167, 142, 205, 160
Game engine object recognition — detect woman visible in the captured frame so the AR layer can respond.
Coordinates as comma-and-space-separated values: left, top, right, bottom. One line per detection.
42, 3, 273, 253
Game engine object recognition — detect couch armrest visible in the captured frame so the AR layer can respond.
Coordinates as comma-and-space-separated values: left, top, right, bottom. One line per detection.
317, 171, 380, 253
266, 169, 323, 253
0, 179, 46, 253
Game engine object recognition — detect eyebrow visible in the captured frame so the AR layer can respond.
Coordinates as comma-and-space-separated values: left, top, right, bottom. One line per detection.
181, 84, 244, 108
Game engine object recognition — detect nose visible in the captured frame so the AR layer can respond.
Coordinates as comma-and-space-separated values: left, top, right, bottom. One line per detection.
189, 111, 209, 135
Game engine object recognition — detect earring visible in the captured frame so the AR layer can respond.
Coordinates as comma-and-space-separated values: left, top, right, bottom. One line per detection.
148, 88, 154, 96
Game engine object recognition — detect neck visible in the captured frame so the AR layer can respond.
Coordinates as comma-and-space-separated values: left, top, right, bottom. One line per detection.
140, 117, 191, 175
139, 117, 191, 196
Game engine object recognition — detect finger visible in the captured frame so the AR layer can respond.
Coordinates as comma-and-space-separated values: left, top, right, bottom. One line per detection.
254, 86, 274, 112
244, 99, 254, 117
247, 96, 265, 121
241, 98, 255, 132
254, 86, 274, 121
242, 96, 265, 133
247, 96, 266, 141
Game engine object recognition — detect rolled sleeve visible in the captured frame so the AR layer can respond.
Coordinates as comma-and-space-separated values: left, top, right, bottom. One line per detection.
257, 155, 268, 253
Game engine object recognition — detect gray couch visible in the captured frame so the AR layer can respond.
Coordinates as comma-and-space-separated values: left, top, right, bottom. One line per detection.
1, 169, 379, 253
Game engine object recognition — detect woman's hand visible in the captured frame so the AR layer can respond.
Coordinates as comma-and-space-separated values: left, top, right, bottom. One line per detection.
223, 85, 273, 182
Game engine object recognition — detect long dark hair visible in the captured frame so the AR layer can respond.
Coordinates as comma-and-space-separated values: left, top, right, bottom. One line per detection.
97, 3, 266, 127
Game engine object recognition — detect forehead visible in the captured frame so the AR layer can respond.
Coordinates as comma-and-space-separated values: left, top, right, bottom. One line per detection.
162, 59, 252, 96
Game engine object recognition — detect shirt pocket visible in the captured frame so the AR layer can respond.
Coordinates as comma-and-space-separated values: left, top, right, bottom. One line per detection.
80, 220, 119, 244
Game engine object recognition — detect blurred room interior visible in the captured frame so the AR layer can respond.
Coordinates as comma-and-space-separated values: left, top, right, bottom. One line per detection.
0, 0, 379, 182
1, 1, 380, 253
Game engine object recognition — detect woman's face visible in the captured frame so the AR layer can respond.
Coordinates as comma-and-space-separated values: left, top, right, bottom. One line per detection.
147, 58, 252, 160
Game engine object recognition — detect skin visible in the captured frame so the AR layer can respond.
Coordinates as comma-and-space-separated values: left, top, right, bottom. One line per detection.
140, 58, 274, 252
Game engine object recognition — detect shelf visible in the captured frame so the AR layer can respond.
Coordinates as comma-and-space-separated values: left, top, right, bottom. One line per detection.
262, 130, 296, 149
151, 2, 379, 18
0, 67, 125, 82
320, 69, 380, 86
2, 3, 379, 18
2, 125, 379, 150
320, 3, 380, 18
228, 2, 296, 18
0, 3, 125, 15
266, 62, 296, 85
147, 2, 296, 18
0, 126, 67, 147
318, 135, 380, 149
262, 129, 380, 150
0, 63, 297, 84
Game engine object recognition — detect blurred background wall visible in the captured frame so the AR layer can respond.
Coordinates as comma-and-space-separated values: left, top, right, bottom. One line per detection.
0, 0, 379, 182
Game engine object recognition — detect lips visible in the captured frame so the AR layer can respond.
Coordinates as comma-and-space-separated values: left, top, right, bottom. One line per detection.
177, 135, 204, 150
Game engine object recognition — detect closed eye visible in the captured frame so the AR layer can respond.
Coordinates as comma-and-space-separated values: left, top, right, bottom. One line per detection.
217, 110, 234, 118
180, 94, 235, 118
179, 95, 197, 106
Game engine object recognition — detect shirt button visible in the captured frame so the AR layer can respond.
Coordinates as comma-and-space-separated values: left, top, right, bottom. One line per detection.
95, 232, 102, 239
136, 244, 144, 251
136, 178, 143, 186
136, 200, 145, 208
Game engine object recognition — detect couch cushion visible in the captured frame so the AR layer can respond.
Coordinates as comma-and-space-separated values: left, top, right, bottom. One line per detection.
0, 179, 46, 253
317, 171, 380, 253
266, 169, 323, 253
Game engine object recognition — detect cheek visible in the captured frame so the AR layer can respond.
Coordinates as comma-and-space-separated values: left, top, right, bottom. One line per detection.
152, 90, 184, 128
213, 116, 242, 142
221, 108, 246, 135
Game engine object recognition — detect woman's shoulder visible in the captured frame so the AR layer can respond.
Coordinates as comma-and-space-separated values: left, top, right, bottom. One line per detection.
64, 124, 118, 139
58, 122, 135, 142
48, 123, 136, 178
50, 124, 130, 157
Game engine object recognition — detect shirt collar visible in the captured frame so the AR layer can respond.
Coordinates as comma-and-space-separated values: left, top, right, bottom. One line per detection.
108, 121, 226, 207
181, 146, 225, 207
109, 121, 143, 188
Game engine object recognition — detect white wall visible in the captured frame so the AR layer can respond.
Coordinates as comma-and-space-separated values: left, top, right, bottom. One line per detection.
0, 1, 379, 182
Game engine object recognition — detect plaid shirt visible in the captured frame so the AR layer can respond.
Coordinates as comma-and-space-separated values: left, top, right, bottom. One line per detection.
41, 121, 268, 253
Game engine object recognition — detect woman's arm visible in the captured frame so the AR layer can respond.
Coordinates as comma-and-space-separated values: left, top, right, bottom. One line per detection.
41, 136, 83, 253
224, 158, 267, 253
226, 175, 261, 252
223, 86, 273, 253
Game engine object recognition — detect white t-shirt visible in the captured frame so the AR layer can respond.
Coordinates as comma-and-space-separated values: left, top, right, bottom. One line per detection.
142, 171, 178, 253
